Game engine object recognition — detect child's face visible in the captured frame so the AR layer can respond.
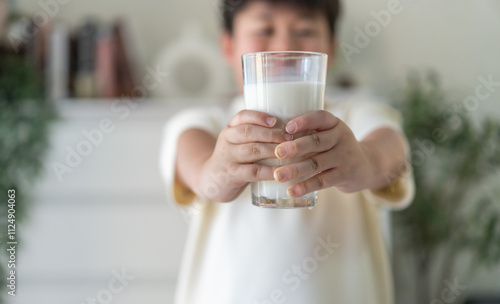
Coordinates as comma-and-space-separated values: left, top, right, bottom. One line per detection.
221, 1, 336, 91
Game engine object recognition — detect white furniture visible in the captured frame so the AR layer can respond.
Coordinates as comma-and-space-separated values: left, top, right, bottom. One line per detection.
12, 99, 211, 304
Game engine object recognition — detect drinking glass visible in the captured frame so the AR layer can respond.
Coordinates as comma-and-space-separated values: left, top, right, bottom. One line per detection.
242, 51, 328, 209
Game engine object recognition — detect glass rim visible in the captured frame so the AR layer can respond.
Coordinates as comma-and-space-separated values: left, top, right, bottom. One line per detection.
242, 51, 327, 59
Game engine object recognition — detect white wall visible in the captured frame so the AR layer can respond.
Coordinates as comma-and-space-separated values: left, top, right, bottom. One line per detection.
336, 0, 500, 118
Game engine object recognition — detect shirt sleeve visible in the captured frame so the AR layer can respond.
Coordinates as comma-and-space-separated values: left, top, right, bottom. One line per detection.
346, 99, 415, 210
347, 99, 403, 142
158, 106, 226, 208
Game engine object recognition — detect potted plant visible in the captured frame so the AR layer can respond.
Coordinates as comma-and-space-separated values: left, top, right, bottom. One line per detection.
0, 1, 58, 301
392, 71, 500, 304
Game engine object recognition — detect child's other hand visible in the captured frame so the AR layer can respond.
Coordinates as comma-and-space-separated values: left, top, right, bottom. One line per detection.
272, 110, 375, 197
200, 110, 291, 201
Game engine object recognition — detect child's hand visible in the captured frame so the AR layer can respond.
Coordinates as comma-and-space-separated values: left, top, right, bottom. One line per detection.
200, 110, 291, 201
272, 110, 377, 197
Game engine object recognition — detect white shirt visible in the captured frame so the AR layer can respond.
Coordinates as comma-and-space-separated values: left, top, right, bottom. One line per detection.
159, 88, 415, 304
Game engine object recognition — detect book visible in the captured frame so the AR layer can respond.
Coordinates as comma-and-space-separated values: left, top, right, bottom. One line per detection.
24, 18, 49, 75
46, 22, 69, 101
96, 24, 117, 98
74, 18, 98, 98
112, 19, 138, 98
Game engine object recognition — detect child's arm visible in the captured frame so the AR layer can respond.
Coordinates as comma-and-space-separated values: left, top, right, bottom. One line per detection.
176, 110, 290, 202
272, 110, 408, 197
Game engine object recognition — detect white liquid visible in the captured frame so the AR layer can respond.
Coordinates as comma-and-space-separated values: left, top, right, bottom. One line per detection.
244, 81, 325, 121
244, 81, 325, 205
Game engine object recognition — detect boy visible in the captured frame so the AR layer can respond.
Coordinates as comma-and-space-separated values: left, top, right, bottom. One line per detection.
160, 0, 414, 303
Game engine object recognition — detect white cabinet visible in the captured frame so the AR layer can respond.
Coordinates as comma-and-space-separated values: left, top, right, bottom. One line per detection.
11, 99, 204, 304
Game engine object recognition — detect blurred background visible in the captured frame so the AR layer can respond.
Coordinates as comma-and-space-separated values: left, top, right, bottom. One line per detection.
0, 0, 499, 303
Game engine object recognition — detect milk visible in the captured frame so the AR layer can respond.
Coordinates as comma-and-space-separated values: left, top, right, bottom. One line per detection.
244, 81, 325, 121
244, 81, 325, 208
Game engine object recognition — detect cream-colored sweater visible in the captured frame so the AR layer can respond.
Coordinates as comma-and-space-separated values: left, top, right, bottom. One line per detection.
159, 89, 415, 304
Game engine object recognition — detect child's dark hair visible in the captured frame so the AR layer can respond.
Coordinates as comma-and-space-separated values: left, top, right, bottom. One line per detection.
221, 0, 341, 35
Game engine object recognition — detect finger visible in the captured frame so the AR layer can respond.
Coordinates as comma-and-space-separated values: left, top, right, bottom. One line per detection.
228, 109, 277, 128
230, 164, 277, 182
285, 110, 339, 134
231, 143, 278, 163
225, 125, 292, 144
287, 168, 343, 198
274, 128, 339, 159
273, 149, 338, 183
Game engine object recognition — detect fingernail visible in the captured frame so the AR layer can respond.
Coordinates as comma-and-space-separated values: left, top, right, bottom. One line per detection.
286, 122, 297, 134
266, 117, 277, 127
274, 169, 286, 182
275, 145, 286, 159
287, 186, 298, 198
284, 133, 293, 141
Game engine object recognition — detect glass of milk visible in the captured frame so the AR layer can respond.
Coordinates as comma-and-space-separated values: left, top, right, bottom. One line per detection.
242, 51, 328, 209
